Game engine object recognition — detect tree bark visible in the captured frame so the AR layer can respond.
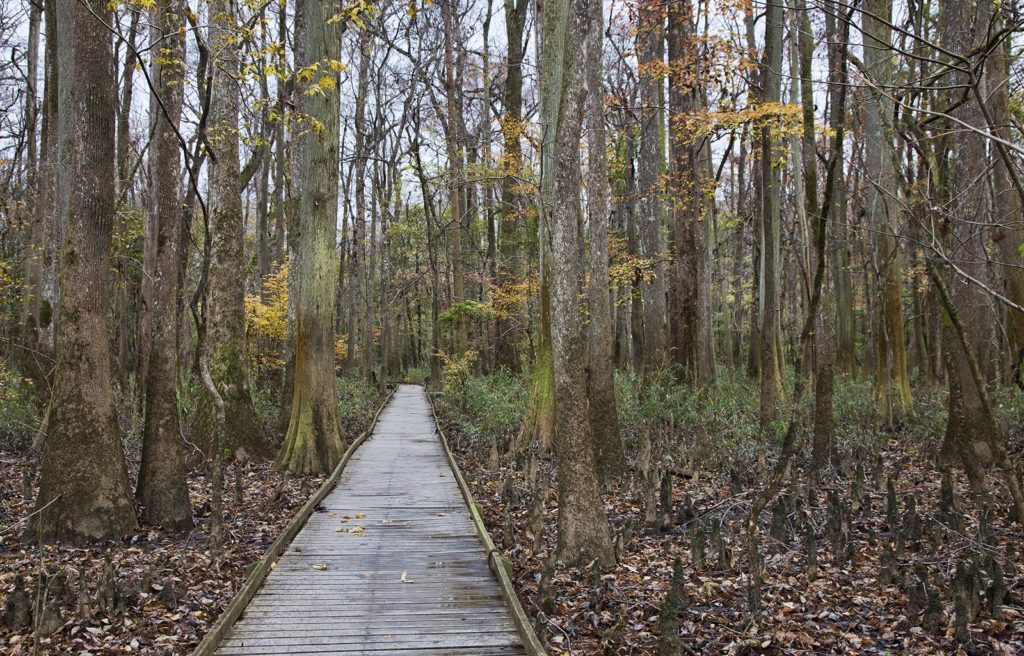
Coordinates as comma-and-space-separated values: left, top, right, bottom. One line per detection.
757, 0, 784, 429
442, 0, 466, 356
196, 0, 265, 459
584, 0, 623, 479
33, 0, 138, 542
936, 0, 998, 486
494, 0, 529, 371
863, 0, 912, 423
137, 0, 193, 530
667, 0, 715, 385
544, 0, 615, 566
22, 0, 60, 395
989, 19, 1024, 382
278, 1, 345, 474
636, 0, 666, 372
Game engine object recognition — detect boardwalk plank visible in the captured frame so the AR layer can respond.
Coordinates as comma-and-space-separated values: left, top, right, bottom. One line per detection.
214, 385, 527, 655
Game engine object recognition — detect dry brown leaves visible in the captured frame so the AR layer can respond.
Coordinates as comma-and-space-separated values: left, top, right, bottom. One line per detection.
448, 427, 1024, 655
0, 454, 324, 655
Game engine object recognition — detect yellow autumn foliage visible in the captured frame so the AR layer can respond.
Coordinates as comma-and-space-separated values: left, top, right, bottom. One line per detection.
246, 264, 289, 371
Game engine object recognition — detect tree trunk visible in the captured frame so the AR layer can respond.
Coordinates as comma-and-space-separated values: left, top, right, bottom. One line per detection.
863, 0, 912, 423
137, 0, 193, 530
22, 0, 60, 395
442, 0, 466, 356
196, 0, 265, 459
544, 0, 615, 566
636, 0, 666, 372
33, 0, 138, 542
667, 0, 715, 385
278, 2, 345, 474
345, 28, 371, 377
758, 0, 784, 429
494, 0, 529, 371
936, 0, 998, 488
584, 0, 623, 479
989, 21, 1024, 382
279, 0, 306, 430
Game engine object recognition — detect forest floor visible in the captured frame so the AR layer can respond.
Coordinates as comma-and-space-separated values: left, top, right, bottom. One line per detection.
440, 384, 1024, 655
0, 453, 325, 655
0, 379, 384, 655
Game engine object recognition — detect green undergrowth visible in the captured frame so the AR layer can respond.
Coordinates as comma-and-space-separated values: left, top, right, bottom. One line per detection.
433, 366, 1021, 476
335, 375, 382, 441
436, 368, 528, 450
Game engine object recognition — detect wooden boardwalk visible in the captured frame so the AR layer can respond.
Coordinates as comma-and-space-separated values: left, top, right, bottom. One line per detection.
214, 385, 528, 655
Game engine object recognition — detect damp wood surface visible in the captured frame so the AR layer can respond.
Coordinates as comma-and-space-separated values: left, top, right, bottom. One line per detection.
215, 384, 526, 655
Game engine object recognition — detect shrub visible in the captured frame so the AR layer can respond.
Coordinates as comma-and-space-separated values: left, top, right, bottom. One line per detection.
440, 370, 527, 451
336, 375, 381, 441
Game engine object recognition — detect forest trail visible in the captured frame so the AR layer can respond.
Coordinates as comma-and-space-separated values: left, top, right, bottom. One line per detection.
212, 384, 528, 655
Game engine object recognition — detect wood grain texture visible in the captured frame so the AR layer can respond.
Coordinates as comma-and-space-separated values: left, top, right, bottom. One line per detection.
212, 385, 528, 655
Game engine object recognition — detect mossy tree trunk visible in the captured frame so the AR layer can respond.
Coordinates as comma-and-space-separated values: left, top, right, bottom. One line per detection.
542, 0, 615, 567
33, 0, 138, 543
277, 0, 344, 475
136, 0, 193, 530
195, 0, 265, 459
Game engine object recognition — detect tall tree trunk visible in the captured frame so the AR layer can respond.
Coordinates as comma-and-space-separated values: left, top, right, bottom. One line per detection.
279, 0, 306, 430
137, 0, 193, 530
743, 2, 761, 379
364, 169, 378, 381
196, 0, 265, 459
636, 0, 666, 372
544, 0, 614, 566
256, 22, 273, 284
936, 0, 998, 497
518, 0, 556, 453
805, 0, 838, 472
411, 132, 443, 383
495, 0, 528, 371
825, 0, 853, 377
990, 21, 1024, 382
345, 28, 371, 377
667, 0, 714, 385
270, 0, 288, 271
584, 0, 623, 479
863, 0, 913, 423
758, 0, 784, 429
33, 0, 138, 542
23, 0, 40, 182
442, 0, 466, 356
626, 129, 644, 369
112, 9, 140, 387
23, 0, 60, 395
278, 4, 345, 474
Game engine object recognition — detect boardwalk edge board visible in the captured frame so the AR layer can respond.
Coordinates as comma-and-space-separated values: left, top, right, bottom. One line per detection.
190, 385, 397, 656
425, 390, 549, 656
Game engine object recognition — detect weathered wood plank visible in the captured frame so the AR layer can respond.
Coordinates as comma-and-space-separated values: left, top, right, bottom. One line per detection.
209, 385, 538, 655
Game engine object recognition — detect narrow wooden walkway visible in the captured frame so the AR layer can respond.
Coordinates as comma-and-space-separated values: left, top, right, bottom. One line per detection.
215, 385, 527, 655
